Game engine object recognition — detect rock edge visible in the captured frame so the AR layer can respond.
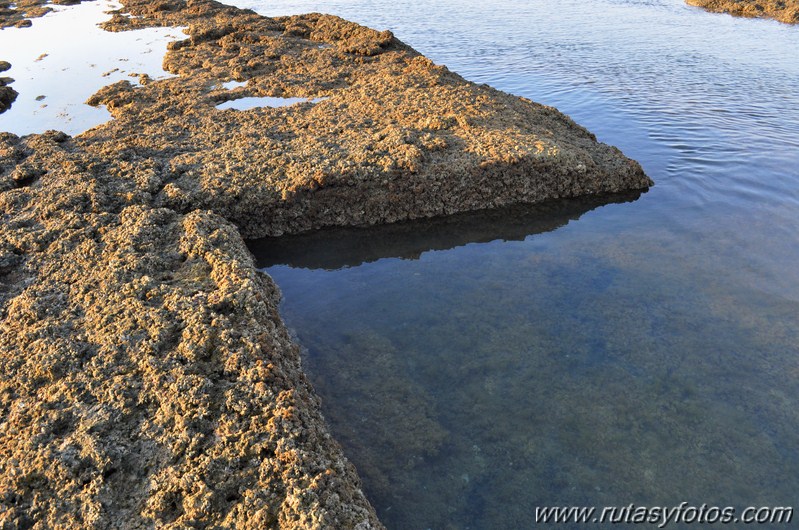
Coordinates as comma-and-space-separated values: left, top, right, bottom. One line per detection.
686, 0, 799, 24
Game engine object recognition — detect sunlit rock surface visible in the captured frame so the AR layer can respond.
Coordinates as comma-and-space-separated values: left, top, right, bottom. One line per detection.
0, 0, 651, 527
687, 0, 799, 24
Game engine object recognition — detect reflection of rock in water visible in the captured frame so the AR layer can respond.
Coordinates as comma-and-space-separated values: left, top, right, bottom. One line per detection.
250, 191, 644, 270
271, 224, 799, 529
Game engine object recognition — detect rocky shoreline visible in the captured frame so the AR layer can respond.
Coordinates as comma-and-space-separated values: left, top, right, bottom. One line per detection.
687, 0, 799, 24
1, 0, 651, 528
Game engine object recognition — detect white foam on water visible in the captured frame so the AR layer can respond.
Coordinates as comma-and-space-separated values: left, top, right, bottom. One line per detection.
0, 0, 186, 136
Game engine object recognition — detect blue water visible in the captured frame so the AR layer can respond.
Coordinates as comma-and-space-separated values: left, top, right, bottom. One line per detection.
243, 0, 799, 527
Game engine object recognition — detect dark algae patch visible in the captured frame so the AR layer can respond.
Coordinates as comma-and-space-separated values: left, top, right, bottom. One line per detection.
0, 0, 650, 528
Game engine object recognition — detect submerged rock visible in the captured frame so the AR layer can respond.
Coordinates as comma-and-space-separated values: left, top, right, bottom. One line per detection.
686, 0, 799, 24
0, 0, 651, 528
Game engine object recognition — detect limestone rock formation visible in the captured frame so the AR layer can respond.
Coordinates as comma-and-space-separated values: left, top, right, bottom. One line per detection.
0, 138, 381, 527
0, 0, 651, 528
687, 0, 799, 24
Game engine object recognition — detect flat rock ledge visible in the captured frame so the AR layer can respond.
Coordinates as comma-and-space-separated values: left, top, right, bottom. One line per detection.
0, 0, 651, 528
686, 0, 799, 23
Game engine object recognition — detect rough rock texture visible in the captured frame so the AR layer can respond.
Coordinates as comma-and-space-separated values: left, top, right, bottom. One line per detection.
0, 0, 651, 528
687, 0, 799, 23
83, 0, 652, 238
0, 132, 382, 528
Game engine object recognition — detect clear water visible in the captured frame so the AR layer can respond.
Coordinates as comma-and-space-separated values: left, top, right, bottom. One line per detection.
246, 0, 799, 527
2, 0, 796, 527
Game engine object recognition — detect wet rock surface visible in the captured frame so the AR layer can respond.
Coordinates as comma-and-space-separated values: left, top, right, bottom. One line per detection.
0, 84, 15, 114
0, 0, 651, 528
0, 62, 15, 114
687, 0, 799, 24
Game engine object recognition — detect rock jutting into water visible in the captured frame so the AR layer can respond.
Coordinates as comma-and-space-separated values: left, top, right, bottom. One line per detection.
0, 0, 651, 528
687, 0, 799, 24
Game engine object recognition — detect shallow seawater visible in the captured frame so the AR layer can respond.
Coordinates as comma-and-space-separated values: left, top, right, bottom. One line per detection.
244, 0, 799, 528
0, 1, 184, 136
258, 211, 799, 528
4, 0, 795, 527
